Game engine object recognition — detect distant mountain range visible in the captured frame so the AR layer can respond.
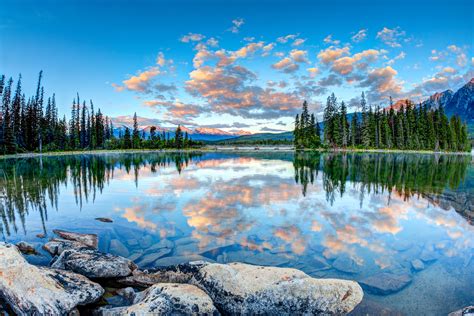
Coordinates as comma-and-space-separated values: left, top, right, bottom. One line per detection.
112, 78, 474, 143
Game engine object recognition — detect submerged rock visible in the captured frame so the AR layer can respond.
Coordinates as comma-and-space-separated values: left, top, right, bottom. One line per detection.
95, 217, 113, 223
359, 273, 412, 295
0, 243, 104, 314
15, 241, 37, 255
96, 283, 218, 315
53, 229, 98, 249
243, 251, 290, 266
135, 248, 172, 267
191, 262, 363, 314
51, 248, 137, 278
109, 239, 130, 258
153, 255, 214, 267
332, 255, 361, 274
411, 259, 425, 271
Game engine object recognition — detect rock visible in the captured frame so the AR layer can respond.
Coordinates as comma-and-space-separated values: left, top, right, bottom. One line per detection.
109, 239, 130, 258
217, 250, 255, 263
0, 243, 104, 314
128, 251, 143, 262
105, 287, 136, 307
139, 235, 153, 248
419, 248, 439, 263
15, 241, 37, 255
116, 287, 136, 304
43, 238, 93, 256
95, 217, 113, 223
243, 251, 290, 266
145, 239, 174, 252
332, 254, 361, 274
36, 233, 46, 238
411, 259, 425, 271
53, 229, 98, 249
359, 273, 412, 295
349, 298, 404, 316
448, 306, 474, 316
153, 255, 214, 267
292, 255, 331, 274
136, 248, 172, 267
51, 249, 137, 278
96, 283, 218, 315
391, 240, 413, 252
126, 239, 139, 247
117, 262, 205, 288
174, 236, 198, 246
191, 262, 363, 314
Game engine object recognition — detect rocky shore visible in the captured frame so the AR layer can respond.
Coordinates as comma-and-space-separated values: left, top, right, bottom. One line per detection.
0, 229, 364, 315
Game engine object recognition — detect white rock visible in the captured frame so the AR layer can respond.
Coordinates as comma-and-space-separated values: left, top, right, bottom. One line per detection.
96, 283, 218, 315
53, 229, 98, 249
192, 262, 363, 314
0, 243, 104, 314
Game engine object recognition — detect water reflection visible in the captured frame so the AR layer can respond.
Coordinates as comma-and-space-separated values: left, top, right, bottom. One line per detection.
0, 151, 472, 314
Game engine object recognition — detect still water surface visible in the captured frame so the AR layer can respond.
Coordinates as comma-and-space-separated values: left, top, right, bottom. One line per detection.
0, 152, 473, 315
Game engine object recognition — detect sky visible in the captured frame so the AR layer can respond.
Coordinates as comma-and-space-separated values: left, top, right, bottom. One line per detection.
1, 0, 473, 133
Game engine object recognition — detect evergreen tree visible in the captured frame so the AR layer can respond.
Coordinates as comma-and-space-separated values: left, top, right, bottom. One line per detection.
132, 112, 140, 148
340, 101, 349, 147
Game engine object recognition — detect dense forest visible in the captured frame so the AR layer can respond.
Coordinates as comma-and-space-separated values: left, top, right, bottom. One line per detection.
294, 93, 471, 152
0, 72, 201, 155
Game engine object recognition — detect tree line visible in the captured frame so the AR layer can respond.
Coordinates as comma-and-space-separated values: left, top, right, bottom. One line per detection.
0, 72, 202, 155
294, 92, 471, 152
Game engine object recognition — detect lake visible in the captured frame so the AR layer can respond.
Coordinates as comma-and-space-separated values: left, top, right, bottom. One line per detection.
0, 151, 473, 315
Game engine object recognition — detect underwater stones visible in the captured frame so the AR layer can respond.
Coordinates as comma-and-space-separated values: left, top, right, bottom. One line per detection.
135, 248, 172, 267
153, 255, 214, 267
53, 229, 98, 249
243, 251, 290, 266
332, 254, 361, 274
191, 262, 363, 315
96, 283, 218, 316
391, 240, 414, 252
145, 239, 174, 253
419, 248, 440, 263
109, 239, 130, 258
139, 235, 154, 248
15, 241, 37, 255
95, 217, 113, 223
411, 259, 425, 271
0, 243, 104, 314
51, 248, 137, 278
359, 272, 412, 295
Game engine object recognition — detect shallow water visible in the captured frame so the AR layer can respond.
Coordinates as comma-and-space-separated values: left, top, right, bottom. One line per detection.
1, 151, 473, 315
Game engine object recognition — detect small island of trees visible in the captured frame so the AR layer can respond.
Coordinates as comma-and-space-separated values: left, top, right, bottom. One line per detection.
294, 92, 471, 152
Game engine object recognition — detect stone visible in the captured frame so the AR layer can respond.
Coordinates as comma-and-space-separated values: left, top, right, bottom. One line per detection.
153, 255, 214, 267
128, 251, 144, 262
117, 262, 205, 288
145, 239, 174, 252
105, 287, 136, 307
15, 241, 37, 255
411, 259, 425, 271
36, 233, 46, 239
349, 298, 404, 316
174, 236, 198, 246
139, 235, 153, 248
243, 251, 290, 266
419, 248, 440, 263
136, 248, 172, 267
359, 273, 412, 295
0, 243, 104, 314
191, 262, 363, 314
53, 229, 98, 249
332, 254, 361, 274
43, 238, 93, 256
126, 239, 139, 247
448, 306, 474, 316
217, 250, 255, 263
51, 249, 137, 278
109, 239, 130, 258
95, 217, 113, 223
391, 240, 413, 252
95, 283, 218, 315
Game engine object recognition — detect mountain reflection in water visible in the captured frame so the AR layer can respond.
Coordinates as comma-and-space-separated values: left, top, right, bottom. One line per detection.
0, 151, 472, 315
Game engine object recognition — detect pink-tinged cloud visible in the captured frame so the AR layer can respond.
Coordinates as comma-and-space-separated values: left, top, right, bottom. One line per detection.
317, 46, 350, 64
376, 27, 406, 47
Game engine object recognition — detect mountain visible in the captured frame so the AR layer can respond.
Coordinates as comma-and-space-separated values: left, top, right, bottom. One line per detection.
211, 131, 294, 144
421, 90, 454, 110
110, 117, 253, 141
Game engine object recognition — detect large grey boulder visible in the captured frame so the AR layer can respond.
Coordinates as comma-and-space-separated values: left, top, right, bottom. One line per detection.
359, 273, 412, 295
448, 306, 474, 316
191, 262, 363, 315
51, 248, 137, 278
96, 283, 219, 315
0, 243, 104, 314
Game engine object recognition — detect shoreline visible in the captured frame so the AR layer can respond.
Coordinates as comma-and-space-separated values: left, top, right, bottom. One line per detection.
0, 146, 472, 159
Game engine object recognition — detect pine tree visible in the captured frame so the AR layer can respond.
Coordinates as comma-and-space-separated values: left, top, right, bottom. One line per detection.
123, 127, 132, 148
132, 112, 140, 148
350, 113, 359, 147
360, 92, 371, 147
340, 101, 348, 147
175, 125, 183, 149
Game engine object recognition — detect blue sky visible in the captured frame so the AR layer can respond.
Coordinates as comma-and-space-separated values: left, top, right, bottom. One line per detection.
1, 0, 472, 133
